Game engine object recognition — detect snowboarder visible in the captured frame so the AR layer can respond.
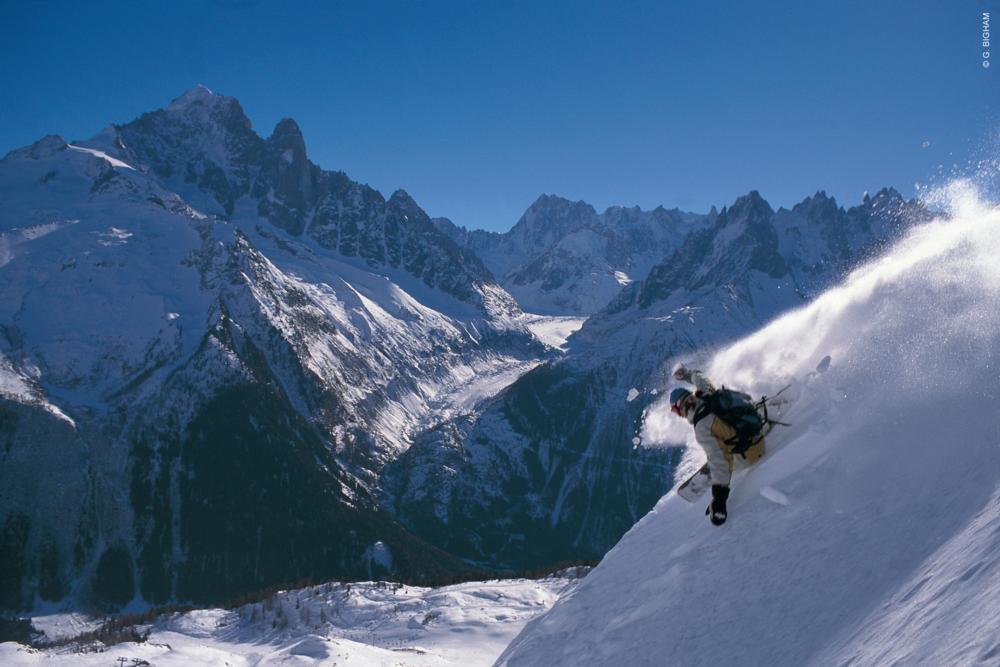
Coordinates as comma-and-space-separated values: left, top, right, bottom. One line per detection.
669, 365, 765, 525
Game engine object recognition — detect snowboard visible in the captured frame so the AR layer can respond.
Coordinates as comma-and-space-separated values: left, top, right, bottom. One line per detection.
676, 463, 711, 502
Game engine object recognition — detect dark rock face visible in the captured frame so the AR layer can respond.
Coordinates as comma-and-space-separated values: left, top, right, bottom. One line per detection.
0, 399, 92, 612
117, 91, 257, 216
384, 361, 679, 568
132, 379, 463, 605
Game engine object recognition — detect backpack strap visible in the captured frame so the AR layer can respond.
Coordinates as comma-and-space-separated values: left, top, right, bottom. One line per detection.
726, 433, 756, 458
692, 394, 716, 426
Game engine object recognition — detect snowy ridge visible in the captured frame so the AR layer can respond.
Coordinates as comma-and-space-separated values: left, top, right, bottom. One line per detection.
498, 181, 1000, 666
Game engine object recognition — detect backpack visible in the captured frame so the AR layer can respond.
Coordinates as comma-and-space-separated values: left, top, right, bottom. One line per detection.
692, 387, 765, 457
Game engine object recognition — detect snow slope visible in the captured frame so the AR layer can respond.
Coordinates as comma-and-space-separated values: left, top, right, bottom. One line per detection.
1, 575, 583, 667
498, 181, 1000, 666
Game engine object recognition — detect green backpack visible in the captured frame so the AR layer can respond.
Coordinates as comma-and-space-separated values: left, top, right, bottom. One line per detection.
692, 388, 765, 457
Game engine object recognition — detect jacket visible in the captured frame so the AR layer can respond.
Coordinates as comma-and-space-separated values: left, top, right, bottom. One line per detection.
686, 371, 765, 487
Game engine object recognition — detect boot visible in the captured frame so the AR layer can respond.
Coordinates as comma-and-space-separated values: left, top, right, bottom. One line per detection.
706, 484, 729, 526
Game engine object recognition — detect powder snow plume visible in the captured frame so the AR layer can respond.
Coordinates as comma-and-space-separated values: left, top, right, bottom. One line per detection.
499, 181, 1000, 666
709, 178, 1000, 398
642, 178, 1000, 460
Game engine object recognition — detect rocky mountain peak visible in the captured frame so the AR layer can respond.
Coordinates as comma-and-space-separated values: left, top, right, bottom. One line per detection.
868, 186, 904, 207
629, 191, 789, 309
0, 97, 546, 608
855, 187, 923, 226
167, 84, 218, 110
509, 194, 598, 251
523, 193, 596, 220
725, 190, 774, 222
156, 85, 252, 134
120, 86, 254, 159
388, 188, 421, 214
269, 117, 307, 162
94, 89, 503, 309
855, 187, 913, 223
792, 190, 841, 222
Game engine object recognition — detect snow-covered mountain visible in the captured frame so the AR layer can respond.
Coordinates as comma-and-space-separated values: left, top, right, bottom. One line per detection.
498, 182, 1000, 666
385, 187, 928, 570
435, 195, 707, 315
103, 85, 509, 312
0, 87, 547, 610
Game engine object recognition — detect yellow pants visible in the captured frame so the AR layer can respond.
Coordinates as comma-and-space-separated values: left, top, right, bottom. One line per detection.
711, 416, 765, 470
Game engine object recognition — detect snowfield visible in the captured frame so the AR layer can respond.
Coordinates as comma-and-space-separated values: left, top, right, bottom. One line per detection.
498, 182, 1000, 666
1, 575, 583, 666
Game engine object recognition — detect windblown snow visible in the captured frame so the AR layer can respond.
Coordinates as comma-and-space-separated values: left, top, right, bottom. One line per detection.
498, 181, 1000, 666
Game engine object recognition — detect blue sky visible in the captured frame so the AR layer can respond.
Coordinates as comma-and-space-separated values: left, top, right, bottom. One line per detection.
1, 1, 996, 231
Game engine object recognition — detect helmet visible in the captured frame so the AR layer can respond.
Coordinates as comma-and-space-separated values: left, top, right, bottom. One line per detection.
670, 387, 692, 417
669, 387, 691, 408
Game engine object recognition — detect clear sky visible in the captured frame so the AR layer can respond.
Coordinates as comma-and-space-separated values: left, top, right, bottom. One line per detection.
1, 1, 996, 231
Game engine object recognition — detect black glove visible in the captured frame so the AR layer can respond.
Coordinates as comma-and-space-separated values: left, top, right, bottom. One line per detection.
705, 484, 729, 526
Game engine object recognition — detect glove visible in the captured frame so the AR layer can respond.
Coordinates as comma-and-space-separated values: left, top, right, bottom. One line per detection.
672, 364, 693, 382
705, 484, 729, 526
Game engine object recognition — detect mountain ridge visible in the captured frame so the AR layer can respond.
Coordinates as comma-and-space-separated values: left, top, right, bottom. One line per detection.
435, 194, 708, 315
386, 184, 930, 570
0, 85, 932, 614
0, 87, 543, 610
